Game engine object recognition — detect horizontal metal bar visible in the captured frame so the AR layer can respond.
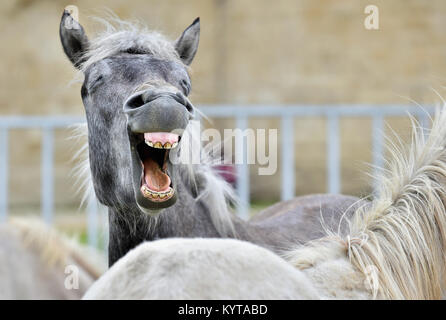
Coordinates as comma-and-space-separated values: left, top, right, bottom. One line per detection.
199, 105, 436, 118
0, 116, 85, 128
0, 105, 436, 129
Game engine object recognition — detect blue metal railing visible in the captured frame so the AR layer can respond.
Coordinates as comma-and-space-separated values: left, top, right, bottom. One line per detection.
0, 104, 435, 247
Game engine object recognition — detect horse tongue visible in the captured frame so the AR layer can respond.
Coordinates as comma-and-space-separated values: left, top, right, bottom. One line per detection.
143, 157, 171, 192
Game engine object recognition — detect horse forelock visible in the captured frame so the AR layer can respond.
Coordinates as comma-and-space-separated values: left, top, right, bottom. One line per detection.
80, 16, 182, 73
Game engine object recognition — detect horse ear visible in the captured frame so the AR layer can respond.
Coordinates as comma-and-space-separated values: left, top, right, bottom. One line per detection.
174, 17, 200, 66
59, 10, 89, 69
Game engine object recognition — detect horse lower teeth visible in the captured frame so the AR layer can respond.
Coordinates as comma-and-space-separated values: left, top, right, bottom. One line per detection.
141, 186, 173, 199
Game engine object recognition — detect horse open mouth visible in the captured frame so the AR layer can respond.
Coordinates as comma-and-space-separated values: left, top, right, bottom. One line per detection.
137, 132, 179, 203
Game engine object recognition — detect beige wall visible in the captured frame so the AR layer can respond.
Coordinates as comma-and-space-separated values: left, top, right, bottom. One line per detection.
1, 0, 446, 208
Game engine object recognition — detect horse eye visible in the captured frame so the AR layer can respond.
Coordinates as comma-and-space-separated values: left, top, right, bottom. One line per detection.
89, 75, 104, 92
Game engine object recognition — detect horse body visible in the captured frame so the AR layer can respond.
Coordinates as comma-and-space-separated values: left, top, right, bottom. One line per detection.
84, 237, 374, 300
60, 11, 361, 266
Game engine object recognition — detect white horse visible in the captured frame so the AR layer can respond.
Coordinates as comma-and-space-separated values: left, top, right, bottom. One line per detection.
84, 106, 446, 300
83, 237, 318, 299
0, 218, 106, 299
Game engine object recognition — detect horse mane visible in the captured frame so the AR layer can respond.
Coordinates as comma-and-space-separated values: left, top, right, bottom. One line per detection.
179, 120, 237, 237
9, 217, 106, 280
346, 108, 446, 299
286, 106, 446, 299
80, 15, 182, 72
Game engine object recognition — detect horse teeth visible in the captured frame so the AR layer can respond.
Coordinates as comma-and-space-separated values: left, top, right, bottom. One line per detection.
153, 142, 163, 149
141, 185, 174, 200
145, 140, 178, 150
142, 186, 151, 196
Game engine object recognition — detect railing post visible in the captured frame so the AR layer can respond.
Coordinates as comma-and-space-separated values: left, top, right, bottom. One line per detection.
0, 128, 8, 222
327, 114, 340, 194
372, 116, 384, 191
87, 196, 98, 248
281, 116, 295, 201
235, 115, 250, 219
41, 127, 54, 224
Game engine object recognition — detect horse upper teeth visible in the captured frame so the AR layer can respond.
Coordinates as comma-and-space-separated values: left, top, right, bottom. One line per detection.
145, 140, 178, 149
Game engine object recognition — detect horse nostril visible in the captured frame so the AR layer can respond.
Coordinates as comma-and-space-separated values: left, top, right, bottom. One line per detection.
175, 92, 194, 114
125, 93, 145, 110
180, 79, 190, 95
175, 92, 186, 105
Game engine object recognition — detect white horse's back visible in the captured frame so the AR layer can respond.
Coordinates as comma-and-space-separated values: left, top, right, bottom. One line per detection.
83, 238, 318, 300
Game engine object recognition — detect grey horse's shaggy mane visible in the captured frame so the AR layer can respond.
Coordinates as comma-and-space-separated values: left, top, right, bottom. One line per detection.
80, 16, 182, 72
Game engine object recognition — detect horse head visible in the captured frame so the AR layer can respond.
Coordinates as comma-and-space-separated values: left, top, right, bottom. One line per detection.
60, 11, 199, 215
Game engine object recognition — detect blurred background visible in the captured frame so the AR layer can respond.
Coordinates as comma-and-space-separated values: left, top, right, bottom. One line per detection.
1, 0, 446, 248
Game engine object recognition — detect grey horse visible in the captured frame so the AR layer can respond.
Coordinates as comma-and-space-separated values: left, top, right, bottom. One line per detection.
60, 11, 362, 266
